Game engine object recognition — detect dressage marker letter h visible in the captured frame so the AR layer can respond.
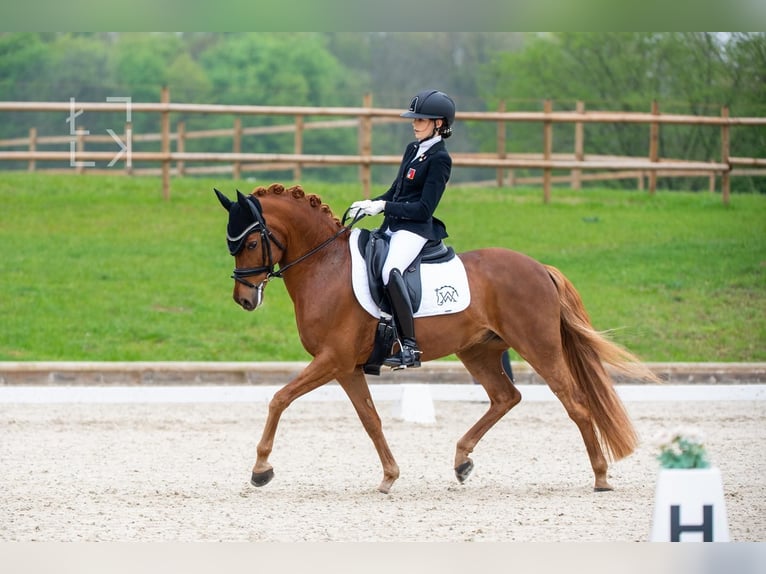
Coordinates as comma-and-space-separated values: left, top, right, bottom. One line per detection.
650, 467, 730, 542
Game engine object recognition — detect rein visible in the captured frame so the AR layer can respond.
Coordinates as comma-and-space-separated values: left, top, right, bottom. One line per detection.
231, 201, 364, 289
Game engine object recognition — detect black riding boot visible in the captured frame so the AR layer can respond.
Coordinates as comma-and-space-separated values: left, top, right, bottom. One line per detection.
383, 269, 421, 369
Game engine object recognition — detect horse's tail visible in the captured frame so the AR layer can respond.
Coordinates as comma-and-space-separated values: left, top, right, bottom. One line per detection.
545, 265, 659, 461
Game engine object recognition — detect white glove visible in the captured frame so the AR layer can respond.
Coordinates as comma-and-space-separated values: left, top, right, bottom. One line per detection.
348, 199, 371, 218
362, 200, 386, 216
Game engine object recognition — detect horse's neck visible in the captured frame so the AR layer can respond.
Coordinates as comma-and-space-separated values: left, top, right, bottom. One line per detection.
281, 226, 350, 296
270, 201, 345, 269
282, 216, 339, 261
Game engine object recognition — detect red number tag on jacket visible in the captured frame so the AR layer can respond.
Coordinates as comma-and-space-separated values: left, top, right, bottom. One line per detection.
406, 168, 416, 180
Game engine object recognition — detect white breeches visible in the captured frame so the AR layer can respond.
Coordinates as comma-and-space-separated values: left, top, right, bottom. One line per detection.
381, 229, 428, 285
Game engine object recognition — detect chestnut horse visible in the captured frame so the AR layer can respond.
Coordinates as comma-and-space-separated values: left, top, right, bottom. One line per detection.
214, 183, 658, 494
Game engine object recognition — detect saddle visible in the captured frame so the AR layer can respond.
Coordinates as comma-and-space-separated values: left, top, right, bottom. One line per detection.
358, 228, 455, 315
357, 229, 456, 375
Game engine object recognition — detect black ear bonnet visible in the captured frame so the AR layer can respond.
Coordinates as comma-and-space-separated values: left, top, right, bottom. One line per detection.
215, 189, 265, 256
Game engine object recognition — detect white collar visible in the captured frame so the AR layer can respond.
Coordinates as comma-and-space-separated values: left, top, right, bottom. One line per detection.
415, 135, 442, 158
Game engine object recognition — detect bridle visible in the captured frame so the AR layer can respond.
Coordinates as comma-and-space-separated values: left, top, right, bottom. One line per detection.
230, 195, 362, 290
228, 194, 285, 289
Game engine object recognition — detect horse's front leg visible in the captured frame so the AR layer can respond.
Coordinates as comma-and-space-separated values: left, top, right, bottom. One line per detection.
337, 369, 400, 493
251, 358, 335, 487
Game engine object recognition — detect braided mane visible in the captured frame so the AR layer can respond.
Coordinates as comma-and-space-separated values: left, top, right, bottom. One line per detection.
252, 183, 342, 228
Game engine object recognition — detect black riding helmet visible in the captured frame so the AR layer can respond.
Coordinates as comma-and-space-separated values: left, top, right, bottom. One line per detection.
401, 89, 456, 138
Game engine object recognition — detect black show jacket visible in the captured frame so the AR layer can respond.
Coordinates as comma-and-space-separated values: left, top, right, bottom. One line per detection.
373, 139, 451, 241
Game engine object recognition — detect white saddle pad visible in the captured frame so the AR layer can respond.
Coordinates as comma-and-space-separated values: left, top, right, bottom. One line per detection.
349, 228, 471, 318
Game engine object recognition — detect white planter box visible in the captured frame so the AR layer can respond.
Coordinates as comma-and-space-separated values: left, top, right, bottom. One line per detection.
650, 467, 729, 542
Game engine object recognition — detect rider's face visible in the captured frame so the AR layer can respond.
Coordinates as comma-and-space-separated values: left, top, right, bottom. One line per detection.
412, 117, 441, 140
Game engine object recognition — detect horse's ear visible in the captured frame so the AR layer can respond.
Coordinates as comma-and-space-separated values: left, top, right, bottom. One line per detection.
214, 188, 232, 211
236, 189, 249, 209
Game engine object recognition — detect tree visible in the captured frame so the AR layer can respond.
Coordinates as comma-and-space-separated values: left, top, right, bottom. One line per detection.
724, 33, 766, 191
199, 33, 351, 107
196, 33, 361, 180
0, 33, 51, 142
0, 33, 49, 101
479, 32, 764, 190
107, 33, 212, 137
43, 34, 114, 101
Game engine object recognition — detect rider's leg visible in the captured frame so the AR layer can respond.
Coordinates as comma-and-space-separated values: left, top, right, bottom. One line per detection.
380, 230, 426, 368
383, 268, 421, 368
381, 229, 427, 285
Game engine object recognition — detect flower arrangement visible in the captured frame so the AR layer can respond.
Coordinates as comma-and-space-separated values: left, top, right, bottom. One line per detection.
656, 427, 711, 469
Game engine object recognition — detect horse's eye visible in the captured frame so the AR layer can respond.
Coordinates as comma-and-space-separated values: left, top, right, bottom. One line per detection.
246, 240, 258, 250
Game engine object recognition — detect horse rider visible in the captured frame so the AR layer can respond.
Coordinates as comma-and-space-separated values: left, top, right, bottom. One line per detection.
349, 89, 456, 369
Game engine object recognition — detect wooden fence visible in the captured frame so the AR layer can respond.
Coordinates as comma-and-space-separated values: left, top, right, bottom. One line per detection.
1, 89, 764, 203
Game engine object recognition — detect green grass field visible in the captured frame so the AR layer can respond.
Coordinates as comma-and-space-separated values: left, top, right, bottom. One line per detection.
1, 172, 764, 362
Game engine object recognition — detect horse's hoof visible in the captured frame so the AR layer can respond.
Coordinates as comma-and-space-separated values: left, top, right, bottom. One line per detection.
455, 459, 474, 483
251, 468, 275, 487
594, 479, 613, 492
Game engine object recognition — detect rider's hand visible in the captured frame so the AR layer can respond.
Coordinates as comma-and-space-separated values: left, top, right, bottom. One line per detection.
348, 200, 371, 219
362, 200, 386, 216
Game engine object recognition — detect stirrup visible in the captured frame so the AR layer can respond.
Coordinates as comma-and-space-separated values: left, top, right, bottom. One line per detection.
383, 342, 421, 369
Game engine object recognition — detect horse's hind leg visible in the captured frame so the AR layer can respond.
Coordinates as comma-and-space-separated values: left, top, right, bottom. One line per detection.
454, 346, 521, 483
529, 356, 612, 491
337, 370, 400, 493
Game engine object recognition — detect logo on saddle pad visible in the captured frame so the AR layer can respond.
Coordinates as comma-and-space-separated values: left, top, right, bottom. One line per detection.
435, 285, 460, 307
349, 228, 471, 318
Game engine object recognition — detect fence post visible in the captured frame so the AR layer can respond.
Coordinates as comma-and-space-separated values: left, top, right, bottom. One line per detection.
572, 101, 584, 190
721, 107, 730, 205
176, 121, 185, 177
160, 86, 171, 200
496, 100, 506, 188
359, 93, 373, 198
233, 117, 242, 181
648, 100, 659, 195
543, 99, 552, 203
294, 115, 304, 182
28, 127, 36, 172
